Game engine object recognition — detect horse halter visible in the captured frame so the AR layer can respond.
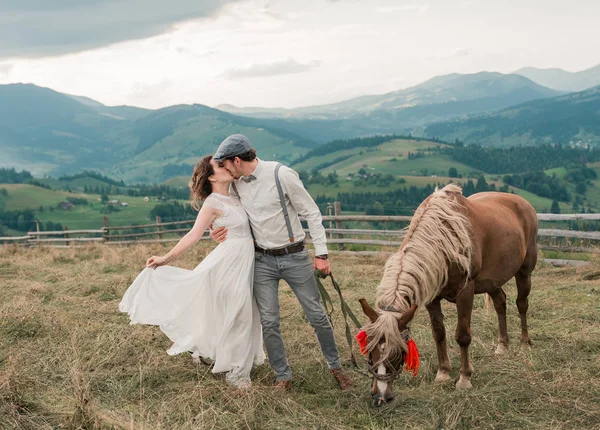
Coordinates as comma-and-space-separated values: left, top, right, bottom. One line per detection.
367, 328, 411, 382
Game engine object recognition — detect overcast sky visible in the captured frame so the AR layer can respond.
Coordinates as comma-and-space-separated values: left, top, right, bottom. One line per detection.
0, 0, 598, 109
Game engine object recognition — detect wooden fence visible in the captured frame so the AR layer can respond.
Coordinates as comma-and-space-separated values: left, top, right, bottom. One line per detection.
2, 211, 600, 255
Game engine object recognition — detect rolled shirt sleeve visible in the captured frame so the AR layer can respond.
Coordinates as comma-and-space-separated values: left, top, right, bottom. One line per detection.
279, 166, 328, 256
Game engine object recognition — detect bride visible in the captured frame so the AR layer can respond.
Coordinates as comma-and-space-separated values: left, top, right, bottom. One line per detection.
119, 155, 265, 388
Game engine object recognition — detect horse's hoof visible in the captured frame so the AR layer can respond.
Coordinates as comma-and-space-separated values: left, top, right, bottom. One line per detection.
521, 339, 533, 349
455, 377, 472, 390
495, 344, 508, 355
434, 371, 452, 383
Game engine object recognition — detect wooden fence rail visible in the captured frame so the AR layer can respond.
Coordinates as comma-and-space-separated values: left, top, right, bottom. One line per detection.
105, 219, 194, 231
2, 212, 600, 254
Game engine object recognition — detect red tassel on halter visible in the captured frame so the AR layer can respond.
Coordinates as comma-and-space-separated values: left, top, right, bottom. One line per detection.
355, 330, 368, 355
405, 339, 420, 376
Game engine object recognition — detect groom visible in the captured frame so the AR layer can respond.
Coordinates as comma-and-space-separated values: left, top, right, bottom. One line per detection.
211, 134, 353, 391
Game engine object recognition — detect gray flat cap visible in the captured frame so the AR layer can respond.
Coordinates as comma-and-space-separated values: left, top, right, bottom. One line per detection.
213, 134, 252, 161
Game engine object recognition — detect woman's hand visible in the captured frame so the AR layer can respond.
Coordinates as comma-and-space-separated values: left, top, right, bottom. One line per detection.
146, 255, 169, 269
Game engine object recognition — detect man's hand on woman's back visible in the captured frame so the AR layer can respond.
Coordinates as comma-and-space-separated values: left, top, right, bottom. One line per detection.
210, 226, 228, 243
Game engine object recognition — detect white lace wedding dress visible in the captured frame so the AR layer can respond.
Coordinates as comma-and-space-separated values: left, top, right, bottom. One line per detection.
119, 193, 265, 387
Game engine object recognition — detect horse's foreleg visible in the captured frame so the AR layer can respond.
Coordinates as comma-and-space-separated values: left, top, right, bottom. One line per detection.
515, 271, 533, 347
426, 299, 452, 383
488, 288, 509, 354
455, 280, 474, 390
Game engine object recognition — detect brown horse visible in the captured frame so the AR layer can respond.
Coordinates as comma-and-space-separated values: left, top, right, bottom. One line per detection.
359, 184, 538, 406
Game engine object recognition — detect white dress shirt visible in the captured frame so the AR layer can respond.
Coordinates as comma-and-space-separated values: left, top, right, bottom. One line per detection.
232, 159, 328, 256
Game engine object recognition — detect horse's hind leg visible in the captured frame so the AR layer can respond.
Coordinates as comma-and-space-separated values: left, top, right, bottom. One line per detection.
488, 288, 509, 355
426, 299, 452, 383
515, 270, 533, 346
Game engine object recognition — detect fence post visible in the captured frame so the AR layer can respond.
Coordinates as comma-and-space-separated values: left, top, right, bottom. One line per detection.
103, 216, 110, 242
156, 216, 163, 240
334, 201, 344, 250
327, 203, 333, 240
64, 226, 70, 247
35, 220, 40, 248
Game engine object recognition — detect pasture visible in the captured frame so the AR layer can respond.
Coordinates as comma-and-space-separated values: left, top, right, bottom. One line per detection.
299, 140, 475, 179
1, 244, 599, 429
0, 184, 184, 230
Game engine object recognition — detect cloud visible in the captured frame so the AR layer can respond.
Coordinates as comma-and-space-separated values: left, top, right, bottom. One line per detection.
128, 79, 174, 104
0, 0, 239, 59
222, 58, 321, 79
375, 3, 430, 13
429, 48, 472, 61
451, 48, 471, 57
0, 63, 13, 78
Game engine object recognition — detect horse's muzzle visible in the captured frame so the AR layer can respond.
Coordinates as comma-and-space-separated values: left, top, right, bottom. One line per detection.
372, 394, 394, 407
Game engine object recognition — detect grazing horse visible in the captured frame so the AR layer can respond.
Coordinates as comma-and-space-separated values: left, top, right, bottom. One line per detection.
359, 184, 538, 406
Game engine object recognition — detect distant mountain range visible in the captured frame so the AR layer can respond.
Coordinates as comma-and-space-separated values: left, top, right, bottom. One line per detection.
424, 85, 600, 147
0, 84, 316, 182
513, 63, 600, 92
216, 72, 563, 143
217, 72, 559, 119
1, 65, 599, 183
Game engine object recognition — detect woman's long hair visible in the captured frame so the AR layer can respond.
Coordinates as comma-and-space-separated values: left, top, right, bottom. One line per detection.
189, 155, 214, 211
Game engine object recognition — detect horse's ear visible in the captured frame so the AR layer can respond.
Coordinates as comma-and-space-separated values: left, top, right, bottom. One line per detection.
398, 304, 418, 330
359, 298, 378, 323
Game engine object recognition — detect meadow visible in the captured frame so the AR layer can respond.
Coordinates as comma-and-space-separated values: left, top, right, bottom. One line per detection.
0, 184, 184, 230
294, 140, 475, 179
1, 244, 599, 429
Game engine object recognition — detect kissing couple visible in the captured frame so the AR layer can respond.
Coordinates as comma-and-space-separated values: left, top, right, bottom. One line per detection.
120, 134, 353, 391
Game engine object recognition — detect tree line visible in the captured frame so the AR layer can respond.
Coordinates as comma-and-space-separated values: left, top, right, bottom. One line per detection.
451, 144, 600, 174
315, 177, 502, 216
0, 168, 33, 183
0, 209, 64, 236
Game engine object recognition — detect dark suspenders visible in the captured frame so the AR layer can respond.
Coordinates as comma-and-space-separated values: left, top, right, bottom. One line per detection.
274, 163, 295, 243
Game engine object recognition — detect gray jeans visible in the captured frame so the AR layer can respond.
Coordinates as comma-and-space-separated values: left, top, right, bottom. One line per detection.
253, 249, 341, 381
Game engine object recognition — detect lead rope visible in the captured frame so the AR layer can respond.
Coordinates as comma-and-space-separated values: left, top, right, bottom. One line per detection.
314, 269, 372, 378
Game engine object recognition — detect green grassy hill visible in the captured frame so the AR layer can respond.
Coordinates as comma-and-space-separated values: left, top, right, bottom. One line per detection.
294, 138, 475, 177
2, 136, 599, 235
34, 196, 161, 230
162, 176, 189, 188
308, 175, 567, 213
38, 176, 119, 192
297, 137, 582, 213
0, 184, 179, 230
1, 184, 91, 211
0, 84, 316, 182
109, 115, 308, 183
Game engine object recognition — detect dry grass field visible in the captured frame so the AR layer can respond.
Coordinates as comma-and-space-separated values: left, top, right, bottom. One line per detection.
1, 244, 599, 429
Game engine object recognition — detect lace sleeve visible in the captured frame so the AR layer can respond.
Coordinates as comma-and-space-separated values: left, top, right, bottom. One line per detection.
201, 195, 225, 212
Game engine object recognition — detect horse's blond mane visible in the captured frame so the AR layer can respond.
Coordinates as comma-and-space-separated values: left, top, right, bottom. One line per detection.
364, 184, 473, 361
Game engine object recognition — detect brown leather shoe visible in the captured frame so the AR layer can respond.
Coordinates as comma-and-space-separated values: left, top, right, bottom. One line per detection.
330, 368, 353, 390
273, 380, 292, 390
